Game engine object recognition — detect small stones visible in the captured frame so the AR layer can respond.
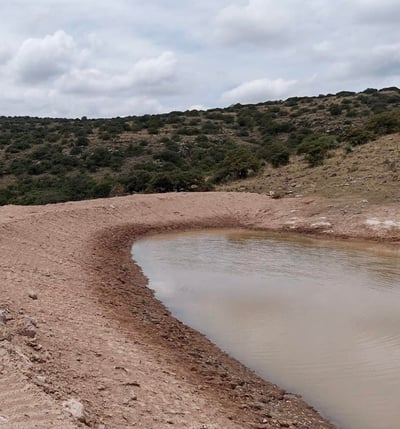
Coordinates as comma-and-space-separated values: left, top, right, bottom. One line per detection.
20, 319, 37, 338
124, 380, 140, 387
62, 398, 86, 423
0, 309, 8, 324
249, 402, 264, 411
0, 325, 10, 342
36, 375, 47, 384
28, 291, 38, 300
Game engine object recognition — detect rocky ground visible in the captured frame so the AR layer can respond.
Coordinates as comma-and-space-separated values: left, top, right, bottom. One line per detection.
1, 192, 400, 428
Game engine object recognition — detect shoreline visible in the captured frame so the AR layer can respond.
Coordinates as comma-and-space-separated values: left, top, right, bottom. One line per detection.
1, 192, 399, 428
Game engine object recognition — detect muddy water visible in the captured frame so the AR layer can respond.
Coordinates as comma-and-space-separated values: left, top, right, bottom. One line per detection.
132, 230, 400, 429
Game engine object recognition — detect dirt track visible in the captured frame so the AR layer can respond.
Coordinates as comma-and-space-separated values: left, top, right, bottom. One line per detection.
1, 192, 399, 429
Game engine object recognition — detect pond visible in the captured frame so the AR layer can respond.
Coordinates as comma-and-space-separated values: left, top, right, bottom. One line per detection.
132, 229, 400, 429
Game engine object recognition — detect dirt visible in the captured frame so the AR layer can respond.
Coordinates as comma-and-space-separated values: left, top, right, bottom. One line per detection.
220, 133, 400, 204
1, 192, 400, 429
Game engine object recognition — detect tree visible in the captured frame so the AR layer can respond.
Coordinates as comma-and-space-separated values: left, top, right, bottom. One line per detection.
215, 147, 261, 182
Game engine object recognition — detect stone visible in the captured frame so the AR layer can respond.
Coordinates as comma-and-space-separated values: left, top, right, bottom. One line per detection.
21, 319, 37, 338
0, 326, 10, 341
36, 375, 47, 383
0, 309, 7, 324
63, 398, 86, 422
28, 291, 38, 300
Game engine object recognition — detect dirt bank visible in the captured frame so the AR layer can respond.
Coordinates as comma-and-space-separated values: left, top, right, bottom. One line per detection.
1, 192, 399, 429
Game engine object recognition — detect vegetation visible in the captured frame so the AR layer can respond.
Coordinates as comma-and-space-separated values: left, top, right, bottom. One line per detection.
1, 87, 400, 205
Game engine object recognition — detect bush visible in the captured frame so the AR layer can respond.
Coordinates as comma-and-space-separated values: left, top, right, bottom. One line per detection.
119, 170, 152, 193
258, 143, 290, 167
329, 104, 343, 116
343, 128, 374, 146
297, 134, 337, 167
366, 110, 400, 135
148, 170, 205, 193
271, 149, 290, 168
214, 147, 261, 182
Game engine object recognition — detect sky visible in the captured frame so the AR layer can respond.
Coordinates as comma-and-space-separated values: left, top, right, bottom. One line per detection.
1, 0, 400, 118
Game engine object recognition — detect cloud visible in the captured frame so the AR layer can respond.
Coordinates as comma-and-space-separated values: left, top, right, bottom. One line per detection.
189, 104, 206, 111
0, 2, 400, 117
352, 0, 400, 22
221, 78, 298, 105
215, 0, 293, 45
58, 51, 178, 96
323, 43, 400, 82
1, 30, 179, 116
130, 51, 177, 86
10, 30, 84, 83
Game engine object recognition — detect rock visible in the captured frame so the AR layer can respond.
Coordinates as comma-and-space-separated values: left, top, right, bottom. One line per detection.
249, 402, 264, 410
28, 291, 38, 300
36, 375, 47, 383
0, 309, 7, 324
21, 319, 37, 338
63, 398, 86, 422
0, 326, 10, 341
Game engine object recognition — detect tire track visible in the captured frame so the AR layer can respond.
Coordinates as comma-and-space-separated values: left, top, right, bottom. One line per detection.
0, 363, 76, 429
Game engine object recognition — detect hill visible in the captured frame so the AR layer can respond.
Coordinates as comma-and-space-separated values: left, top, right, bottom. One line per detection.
1, 87, 400, 205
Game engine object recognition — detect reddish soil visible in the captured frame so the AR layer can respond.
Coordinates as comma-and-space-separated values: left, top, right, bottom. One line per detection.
1, 192, 399, 428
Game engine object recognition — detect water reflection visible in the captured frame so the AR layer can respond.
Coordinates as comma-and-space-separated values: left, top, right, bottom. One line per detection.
132, 230, 400, 429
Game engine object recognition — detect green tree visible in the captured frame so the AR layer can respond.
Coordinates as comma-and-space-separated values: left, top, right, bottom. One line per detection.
215, 147, 261, 182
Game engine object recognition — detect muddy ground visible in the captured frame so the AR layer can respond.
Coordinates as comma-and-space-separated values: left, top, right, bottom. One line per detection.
1, 192, 399, 428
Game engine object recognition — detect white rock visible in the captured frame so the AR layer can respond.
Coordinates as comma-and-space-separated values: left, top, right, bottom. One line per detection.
63, 398, 86, 422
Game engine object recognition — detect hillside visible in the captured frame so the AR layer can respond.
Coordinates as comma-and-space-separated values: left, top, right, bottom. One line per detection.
220, 133, 400, 203
1, 87, 400, 205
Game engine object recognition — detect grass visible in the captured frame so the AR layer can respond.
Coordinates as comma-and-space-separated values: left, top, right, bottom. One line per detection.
220, 134, 400, 203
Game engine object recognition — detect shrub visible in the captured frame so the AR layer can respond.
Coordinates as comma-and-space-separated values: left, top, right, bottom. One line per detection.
258, 143, 290, 167
329, 104, 343, 116
119, 170, 152, 193
343, 128, 374, 146
148, 170, 205, 193
297, 134, 338, 167
271, 148, 290, 168
366, 110, 400, 135
214, 147, 261, 182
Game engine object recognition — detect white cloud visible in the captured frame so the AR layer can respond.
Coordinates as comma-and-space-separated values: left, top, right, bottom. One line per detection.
189, 104, 206, 111
352, 0, 400, 22
10, 31, 84, 83
58, 51, 178, 96
221, 78, 298, 105
131, 52, 177, 86
0, 1, 400, 117
215, 0, 293, 45
323, 43, 400, 82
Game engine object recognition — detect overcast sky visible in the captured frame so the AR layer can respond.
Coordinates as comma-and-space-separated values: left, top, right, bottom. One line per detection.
1, 0, 400, 118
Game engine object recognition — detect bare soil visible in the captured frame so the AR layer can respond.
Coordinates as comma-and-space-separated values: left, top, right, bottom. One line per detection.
221, 133, 400, 204
1, 192, 400, 428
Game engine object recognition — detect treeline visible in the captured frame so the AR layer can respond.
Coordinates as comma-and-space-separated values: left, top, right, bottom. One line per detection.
1, 87, 400, 205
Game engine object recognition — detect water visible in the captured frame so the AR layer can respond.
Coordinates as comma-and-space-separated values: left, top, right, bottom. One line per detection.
132, 229, 400, 429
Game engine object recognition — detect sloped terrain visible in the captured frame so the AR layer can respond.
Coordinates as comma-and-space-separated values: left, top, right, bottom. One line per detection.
1, 87, 400, 205
221, 133, 400, 203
